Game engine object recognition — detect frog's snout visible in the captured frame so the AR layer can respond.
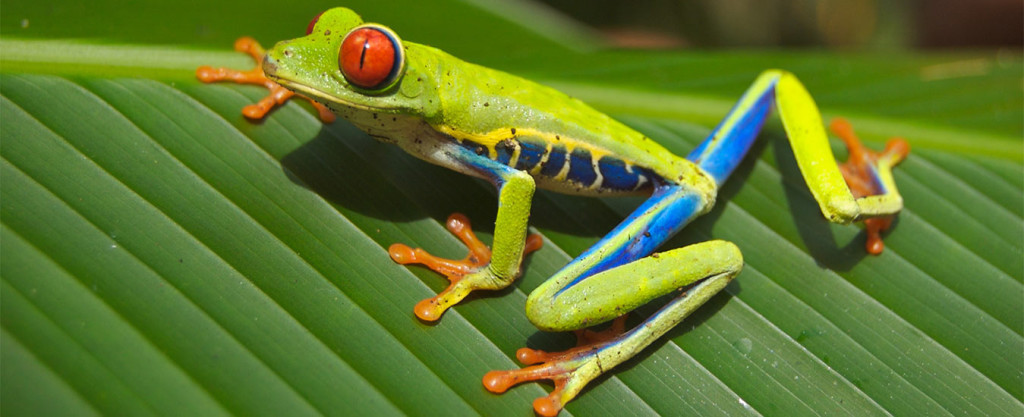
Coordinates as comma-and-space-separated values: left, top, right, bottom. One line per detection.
262, 54, 279, 79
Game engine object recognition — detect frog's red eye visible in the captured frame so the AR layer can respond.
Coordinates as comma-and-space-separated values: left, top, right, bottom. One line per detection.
339, 24, 405, 91
306, 11, 324, 35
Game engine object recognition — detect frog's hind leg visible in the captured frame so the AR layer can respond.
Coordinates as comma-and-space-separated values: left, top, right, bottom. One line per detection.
483, 183, 739, 416
690, 69, 910, 253
830, 118, 909, 253
771, 72, 910, 253
485, 238, 741, 417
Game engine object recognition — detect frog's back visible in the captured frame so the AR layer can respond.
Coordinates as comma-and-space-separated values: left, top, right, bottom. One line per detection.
428, 47, 701, 196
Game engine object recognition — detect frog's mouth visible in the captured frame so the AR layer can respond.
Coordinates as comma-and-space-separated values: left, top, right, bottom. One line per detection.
262, 55, 386, 113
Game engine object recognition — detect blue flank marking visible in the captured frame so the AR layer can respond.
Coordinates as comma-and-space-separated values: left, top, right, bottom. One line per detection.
515, 141, 545, 171
557, 184, 704, 295
493, 140, 514, 166
598, 156, 640, 190
447, 138, 522, 185
568, 148, 597, 186
688, 78, 777, 186
540, 145, 567, 177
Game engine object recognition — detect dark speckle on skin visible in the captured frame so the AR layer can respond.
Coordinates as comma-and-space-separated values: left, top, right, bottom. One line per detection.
325, 30, 332, 36
510, 128, 516, 135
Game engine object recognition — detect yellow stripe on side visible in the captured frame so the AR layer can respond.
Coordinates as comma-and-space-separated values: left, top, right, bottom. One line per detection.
437, 125, 612, 161
529, 143, 553, 177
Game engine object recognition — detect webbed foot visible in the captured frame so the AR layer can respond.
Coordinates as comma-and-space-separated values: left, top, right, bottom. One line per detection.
196, 37, 335, 123
831, 118, 910, 254
482, 316, 629, 417
389, 213, 542, 321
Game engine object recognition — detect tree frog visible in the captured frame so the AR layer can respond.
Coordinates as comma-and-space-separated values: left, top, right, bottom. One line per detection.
197, 7, 909, 416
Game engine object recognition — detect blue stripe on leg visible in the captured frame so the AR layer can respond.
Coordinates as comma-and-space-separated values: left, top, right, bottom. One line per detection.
688, 74, 779, 185
557, 183, 705, 295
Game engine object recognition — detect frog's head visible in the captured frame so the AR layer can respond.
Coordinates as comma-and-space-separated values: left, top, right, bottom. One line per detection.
263, 8, 440, 120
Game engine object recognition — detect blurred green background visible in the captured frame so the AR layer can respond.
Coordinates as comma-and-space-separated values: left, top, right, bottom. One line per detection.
538, 0, 1023, 49
5, 0, 1022, 50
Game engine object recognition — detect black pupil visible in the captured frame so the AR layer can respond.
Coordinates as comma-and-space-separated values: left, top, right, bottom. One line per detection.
359, 39, 369, 69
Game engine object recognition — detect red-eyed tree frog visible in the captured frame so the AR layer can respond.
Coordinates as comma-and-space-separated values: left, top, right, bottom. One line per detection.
197, 7, 909, 416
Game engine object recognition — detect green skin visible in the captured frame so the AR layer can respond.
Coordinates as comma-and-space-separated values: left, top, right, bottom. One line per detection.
265, 9, 718, 301
259, 7, 907, 414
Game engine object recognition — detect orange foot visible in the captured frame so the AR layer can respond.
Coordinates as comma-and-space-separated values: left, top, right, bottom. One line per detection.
483, 316, 629, 417
830, 118, 910, 255
196, 37, 336, 123
389, 213, 543, 321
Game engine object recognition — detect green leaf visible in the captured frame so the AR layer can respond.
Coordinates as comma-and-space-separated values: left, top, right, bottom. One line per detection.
2, 1, 1021, 416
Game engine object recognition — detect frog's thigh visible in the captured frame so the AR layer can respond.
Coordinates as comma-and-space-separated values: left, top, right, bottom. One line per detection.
526, 240, 741, 332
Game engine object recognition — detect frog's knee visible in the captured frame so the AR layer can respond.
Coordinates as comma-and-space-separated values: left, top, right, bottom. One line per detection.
524, 291, 576, 332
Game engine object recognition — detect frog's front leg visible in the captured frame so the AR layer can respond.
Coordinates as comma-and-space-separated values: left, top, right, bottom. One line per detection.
389, 145, 543, 321
483, 183, 739, 417
196, 37, 336, 123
